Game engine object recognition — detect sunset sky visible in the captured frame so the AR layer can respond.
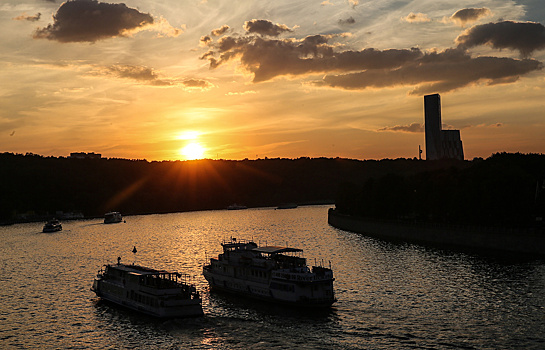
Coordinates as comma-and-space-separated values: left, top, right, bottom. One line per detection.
1, 0, 544, 161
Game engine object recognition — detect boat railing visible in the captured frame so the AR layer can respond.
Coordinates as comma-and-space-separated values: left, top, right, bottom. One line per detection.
271, 269, 333, 282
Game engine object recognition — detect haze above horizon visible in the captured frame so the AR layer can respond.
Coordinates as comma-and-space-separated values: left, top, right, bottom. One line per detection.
2, 0, 544, 161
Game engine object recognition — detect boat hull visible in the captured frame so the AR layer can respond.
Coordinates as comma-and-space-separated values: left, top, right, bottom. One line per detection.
92, 279, 203, 318
203, 268, 335, 307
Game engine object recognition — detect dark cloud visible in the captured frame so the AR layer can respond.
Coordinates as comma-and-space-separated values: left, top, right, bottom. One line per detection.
338, 16, 356, 25
202, 21, 543, 93
450, 8, 491, 26
33, 0, 154, 43
456, 21, 545, 57
13, 13, 41, 22
379, 123, 424, 133
321, 49, 542, 94
243, 19, 293, 36
202, 33, 422, 82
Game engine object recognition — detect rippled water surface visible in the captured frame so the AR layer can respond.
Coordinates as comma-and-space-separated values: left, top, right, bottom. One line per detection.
1, 206, 545, 349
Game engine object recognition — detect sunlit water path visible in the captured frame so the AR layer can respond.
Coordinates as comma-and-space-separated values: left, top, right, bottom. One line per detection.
1, 206, 544, 349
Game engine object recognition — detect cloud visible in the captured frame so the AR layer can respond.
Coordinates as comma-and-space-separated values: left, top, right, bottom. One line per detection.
13, 13, 41, 22
202, 20, 543, 93
211, 25, 230, 36
90, 64, 213, 90
200, 35, 212, 46
182, 79, 214, 89
202, 30, 423, 82
402, 13, 431, 23
379, 123, 424, 133
98, 65, 173, 86
449, 8, 491, 27
456, 21, 545, 57
320, 48, 542, 94
338, 17, 356, 26
243, 19, 293, 37
225, 90, 257, 96
33, 0, 154, 43
201, 25, 230, 46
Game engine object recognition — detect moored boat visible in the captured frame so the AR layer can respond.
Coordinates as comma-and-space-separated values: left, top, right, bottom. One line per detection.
227, 203, 247, 210
104, 211, 123, 224
203, 238, 336, 307
91, 259, 203, 318
42, 218, 62, 233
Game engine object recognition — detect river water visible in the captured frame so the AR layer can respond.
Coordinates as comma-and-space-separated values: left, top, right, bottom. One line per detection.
1, 205, 544, 349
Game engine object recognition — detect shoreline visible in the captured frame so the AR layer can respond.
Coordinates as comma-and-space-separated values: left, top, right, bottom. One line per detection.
328, 208, 545, 257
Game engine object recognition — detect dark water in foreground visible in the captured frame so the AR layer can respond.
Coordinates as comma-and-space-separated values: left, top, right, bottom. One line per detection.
1, 205, 545, 349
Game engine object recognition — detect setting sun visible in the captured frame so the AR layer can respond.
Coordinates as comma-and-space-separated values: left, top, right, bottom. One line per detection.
180, 142, 205, 160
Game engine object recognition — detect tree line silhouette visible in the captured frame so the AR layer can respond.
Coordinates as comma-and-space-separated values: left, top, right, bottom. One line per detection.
1, 152, 544, 227
335, 153, 545, 228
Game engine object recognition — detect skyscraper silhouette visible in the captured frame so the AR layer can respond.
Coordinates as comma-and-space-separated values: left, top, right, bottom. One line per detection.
424, 94, 464, 160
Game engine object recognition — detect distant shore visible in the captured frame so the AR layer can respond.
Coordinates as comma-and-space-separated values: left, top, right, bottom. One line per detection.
328, 208, 545, 257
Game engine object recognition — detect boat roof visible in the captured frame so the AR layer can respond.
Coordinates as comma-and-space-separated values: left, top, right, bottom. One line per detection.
252, 246, 303, 254
109, 263, 177, 276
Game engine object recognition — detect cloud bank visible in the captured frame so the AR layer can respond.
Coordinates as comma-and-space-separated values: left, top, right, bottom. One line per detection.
201, 19, 543, 93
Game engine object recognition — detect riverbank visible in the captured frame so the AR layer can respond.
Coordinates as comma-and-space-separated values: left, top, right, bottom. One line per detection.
328, 208, 545, 256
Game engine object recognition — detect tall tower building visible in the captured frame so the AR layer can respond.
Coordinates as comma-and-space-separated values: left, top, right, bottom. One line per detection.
424, 94, 442, 160
424, 94, 464, 160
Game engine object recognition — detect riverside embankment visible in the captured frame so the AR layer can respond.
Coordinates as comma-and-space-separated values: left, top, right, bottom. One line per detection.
328, 208, 545, 256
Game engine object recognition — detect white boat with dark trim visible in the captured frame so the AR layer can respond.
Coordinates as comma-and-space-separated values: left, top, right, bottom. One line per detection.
203, 238, 336, 307
91, 259, 203, 318
104, 211, 123, 224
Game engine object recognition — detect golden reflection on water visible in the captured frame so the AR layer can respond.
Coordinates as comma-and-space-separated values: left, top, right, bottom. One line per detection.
1, 206, 545, 349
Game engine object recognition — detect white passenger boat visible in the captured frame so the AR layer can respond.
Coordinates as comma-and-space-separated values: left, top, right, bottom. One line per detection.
203, 238, 336, 307
104, 211, 123, 224
91, 259, 203, 318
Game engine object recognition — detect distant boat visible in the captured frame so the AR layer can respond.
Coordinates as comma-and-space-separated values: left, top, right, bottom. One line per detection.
42, 218, 62, 233
203, 238, 336, 307
227, 203, 247, 210
104, 211, 123, 224
91, 260, 203, 318
58, 211, 84, 220
276, 203, 298, 210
